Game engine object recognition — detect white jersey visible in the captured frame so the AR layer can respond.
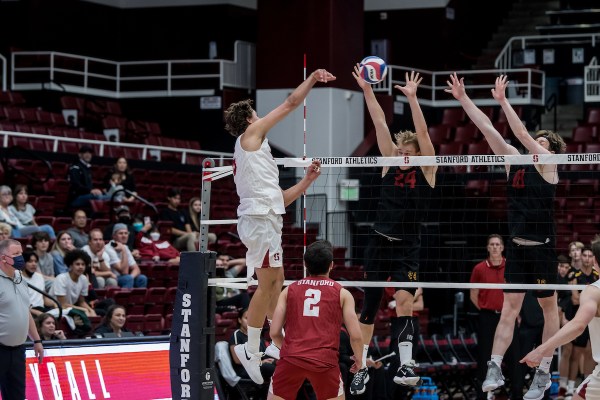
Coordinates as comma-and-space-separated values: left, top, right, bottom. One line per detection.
590, 280, 600, 366
233, 135, 285, 216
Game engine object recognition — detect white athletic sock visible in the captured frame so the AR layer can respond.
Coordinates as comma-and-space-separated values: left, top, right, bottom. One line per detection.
539, 356, 552, 373
567, 380, 575, 392
491, 354, 503, 368
362, 344, 369, 367
559, 377, 567, 388
399, 342, 413, 365
247, 326, 262, 355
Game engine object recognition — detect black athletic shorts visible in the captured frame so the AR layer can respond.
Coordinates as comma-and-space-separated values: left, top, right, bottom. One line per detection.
572, 326, 590, 348
363, 233, 419, 291
505, 239, 556, 298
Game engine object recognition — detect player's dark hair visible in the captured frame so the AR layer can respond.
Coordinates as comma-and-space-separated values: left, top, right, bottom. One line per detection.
304, 240, 333, 276
224, 99, 253, 137
64, 249, 91, 269
582, 246, 593, 254
487, 234, 504, 246
535, 130, 566, 154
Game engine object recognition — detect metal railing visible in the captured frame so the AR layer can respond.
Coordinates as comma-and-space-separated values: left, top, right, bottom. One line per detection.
0, 53, 6, 92
373, 66, 545, 107
0, 130, 233, 165
584, 57, 600, 102
11, 41, 255, 98
495, 33, 600, 70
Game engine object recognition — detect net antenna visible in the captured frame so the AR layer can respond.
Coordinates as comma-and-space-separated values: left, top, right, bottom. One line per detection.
302, 53, 307, 278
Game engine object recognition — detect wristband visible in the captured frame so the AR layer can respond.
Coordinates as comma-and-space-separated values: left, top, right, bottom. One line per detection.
33, 339, 42, 344
98, 259, 104, 263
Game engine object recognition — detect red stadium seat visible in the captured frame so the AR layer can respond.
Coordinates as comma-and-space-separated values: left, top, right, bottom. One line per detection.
441, 108, 465, 126
428, 125, 452, 144
572, 126, 596, 143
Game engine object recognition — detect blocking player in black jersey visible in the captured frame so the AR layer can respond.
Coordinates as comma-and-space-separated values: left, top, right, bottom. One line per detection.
447, 73, 566, 400
353, 67, 437, 387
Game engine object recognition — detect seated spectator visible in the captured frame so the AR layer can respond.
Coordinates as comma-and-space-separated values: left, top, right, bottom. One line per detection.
104, 171, 126, 203
36, 313, 67, 341
67, 209, 89, 248
160, 188, 197, 252
0, 185, 55, 238
0, 222, 11, 240
217, 253, 246, 278
51, 231, 76, 275
103, 157, 137, 200
135, 222, 180, 264
229, 307, 275, 389
94, 305, 133, 337
82, 229, 118, 288
104, 223, 147, 288
187, 197, 216, 244
9, 184, 56, 239
21, 250, 53, 317
32, 231, 55, 291
103, 205, 137, 250
49, 249, 97, 317
67, 146, 108, 208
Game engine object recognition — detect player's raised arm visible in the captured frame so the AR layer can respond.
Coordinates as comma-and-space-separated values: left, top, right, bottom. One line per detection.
353, 64, 396, 157
269, 287, 289, 350
445, 73, 518, 157
242, 69, 336, 151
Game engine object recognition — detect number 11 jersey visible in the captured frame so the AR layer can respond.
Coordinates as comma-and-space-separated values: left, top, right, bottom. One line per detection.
280, 276, 343, 371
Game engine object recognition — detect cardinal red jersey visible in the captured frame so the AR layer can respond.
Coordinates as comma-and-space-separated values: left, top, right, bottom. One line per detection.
280, 276, 343, 371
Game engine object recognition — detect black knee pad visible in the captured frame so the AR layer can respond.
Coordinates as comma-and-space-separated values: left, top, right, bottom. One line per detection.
359, 287, 384, 324
397, 316, 415, 343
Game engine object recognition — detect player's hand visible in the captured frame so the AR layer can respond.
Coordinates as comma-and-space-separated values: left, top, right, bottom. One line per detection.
352, 64, 370, 90
444, 73, 466, 100
394, 71, 422, 98
312, 69, 336, 83
492, 75, 509, 102
520, 348, 543, 367
366, 357, 383, 369
306, 160, 322, 182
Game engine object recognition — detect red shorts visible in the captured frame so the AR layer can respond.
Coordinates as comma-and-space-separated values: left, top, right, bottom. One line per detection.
269, 358, 344, 399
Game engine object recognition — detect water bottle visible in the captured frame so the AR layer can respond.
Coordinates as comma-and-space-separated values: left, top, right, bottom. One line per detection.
550, 371, 559, 395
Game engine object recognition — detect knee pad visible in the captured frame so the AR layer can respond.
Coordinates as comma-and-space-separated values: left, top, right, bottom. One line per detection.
396, 316, 415, 343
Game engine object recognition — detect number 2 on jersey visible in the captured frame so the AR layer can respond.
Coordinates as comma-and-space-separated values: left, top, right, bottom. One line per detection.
303, 289, 321, 317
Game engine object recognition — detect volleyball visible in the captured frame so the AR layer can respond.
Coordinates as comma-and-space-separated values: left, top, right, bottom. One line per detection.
359, 56, 388, 84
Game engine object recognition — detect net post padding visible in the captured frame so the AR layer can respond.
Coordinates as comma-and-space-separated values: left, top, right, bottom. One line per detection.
170, 251, 217, 400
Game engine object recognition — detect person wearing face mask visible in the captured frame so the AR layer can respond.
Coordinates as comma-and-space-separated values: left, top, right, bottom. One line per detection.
0, 239, 44, 400
135, 222, 180, 265
103, 205, 137, 251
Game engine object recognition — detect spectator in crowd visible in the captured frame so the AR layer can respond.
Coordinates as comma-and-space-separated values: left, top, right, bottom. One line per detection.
0, 185, 55, 239
94, 305, 132, 337
103, 157, 137, 200
229, 307, 275, 395
51, 231, 76, 275
50, 249, 97, 317
36, 313, 66, 341
67, 146, 107, 208
216, 253, 246, 278
0, 222, 11, 240
81, 229, 118, 289
103, 205, 137, 250
569, 241, 584, 272
31, 232, 55, 291
9, 185, 56, 239
160, 188, 197, 252
135, 222, 180, 264
104, 223, 147, 288
470, 234, 519, 400
67, 209, 89, 248
21, 250, 52, 317
187, 197, 217, 245
104, 171, 126, 203
557, 254, 575, 398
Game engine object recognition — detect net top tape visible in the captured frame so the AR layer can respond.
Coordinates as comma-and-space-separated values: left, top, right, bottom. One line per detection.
204, 153, 600, 171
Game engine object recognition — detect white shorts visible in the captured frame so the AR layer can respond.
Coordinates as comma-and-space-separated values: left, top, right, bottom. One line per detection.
238, 211, 283, 275
577, 372, 600, 399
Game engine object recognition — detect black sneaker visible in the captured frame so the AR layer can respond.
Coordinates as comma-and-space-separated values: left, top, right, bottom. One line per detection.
393, 361, 420, 386
350, 367, 370, 395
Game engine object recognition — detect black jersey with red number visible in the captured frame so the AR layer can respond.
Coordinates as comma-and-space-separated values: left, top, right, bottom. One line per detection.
373, 166, 433, 239
507, 164, 556, 242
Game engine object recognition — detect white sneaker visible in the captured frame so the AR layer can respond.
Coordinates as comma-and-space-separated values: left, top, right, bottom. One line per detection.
234, 343, 264, 384
482, 361, 505, 392
264, 343, 280, 360
523, 368, 551, 400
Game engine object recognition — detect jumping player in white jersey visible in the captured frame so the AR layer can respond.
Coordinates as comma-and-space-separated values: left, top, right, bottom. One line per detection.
224, 68, 335, 384
523, 237, 600, 400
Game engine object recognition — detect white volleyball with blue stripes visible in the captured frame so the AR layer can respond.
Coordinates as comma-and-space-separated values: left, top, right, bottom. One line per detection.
359, 56, 388, 84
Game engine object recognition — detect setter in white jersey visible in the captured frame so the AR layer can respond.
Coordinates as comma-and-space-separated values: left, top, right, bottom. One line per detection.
224, 69, 335, 385
269, 240, 368, 399
522, 237, 600, 400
